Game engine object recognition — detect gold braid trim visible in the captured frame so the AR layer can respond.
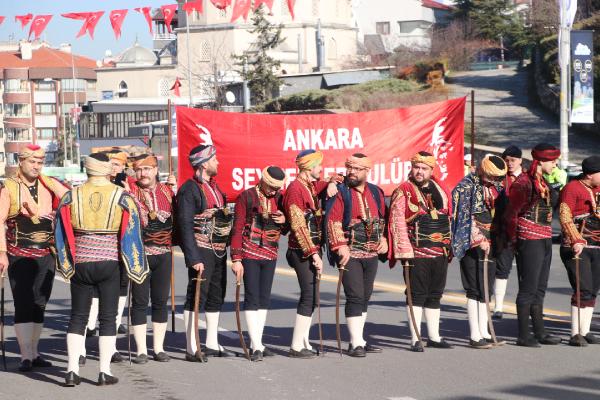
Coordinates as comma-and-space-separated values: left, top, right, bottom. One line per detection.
289, 203, 317, 255
559, 202, 585, 245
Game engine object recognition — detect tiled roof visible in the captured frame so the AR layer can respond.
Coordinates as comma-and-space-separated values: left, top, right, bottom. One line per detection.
0, 46, 96, 70
422, 0, 453, 11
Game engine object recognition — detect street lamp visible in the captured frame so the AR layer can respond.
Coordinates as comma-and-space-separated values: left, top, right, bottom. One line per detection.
43, 77, 69, 166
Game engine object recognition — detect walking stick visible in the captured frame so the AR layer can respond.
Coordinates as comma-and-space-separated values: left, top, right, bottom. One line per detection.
193, 269, 206, 362
575, 254, 582, 337
127, 280, 132, 364
403, 260, 422, 348
1, 274, 6, 371
335, 266, 347, 357
482, 254, 499, 345
316, 271, 324, 357
234, 275, 250, 361
167, 99, 176, 334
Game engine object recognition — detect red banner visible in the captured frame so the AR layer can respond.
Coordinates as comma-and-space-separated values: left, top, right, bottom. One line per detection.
176, 97, 466, 200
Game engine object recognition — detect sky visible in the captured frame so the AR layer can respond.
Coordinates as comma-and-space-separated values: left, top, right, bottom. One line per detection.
0, 0, 170, 61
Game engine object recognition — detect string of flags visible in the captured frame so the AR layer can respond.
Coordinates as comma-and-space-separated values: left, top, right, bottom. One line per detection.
0, 0, 296, 41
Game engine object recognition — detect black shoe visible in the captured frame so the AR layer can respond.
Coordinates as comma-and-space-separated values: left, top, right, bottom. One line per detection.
153, 352, 170, 362
79, 355, 86, 366
469, 339, 492, 349
289, 348, 316, 359
427, 339, 453, 349
365, 343, 382, 353
65, 371, 81, 387
185, 352, 201, 362
203, 347, 235, 357
262, 347, 276, 357
132, 354, 148, 364
516, 336, 541, 348
410, 341, 425, 352
485, 338, 507, 346
117, 324, 127, 335
535, 334, 561, 345
32, 356, 53, 367
86, 328, 97, 337
111, 352, 123, 363
97, 372, 119, 386
492, 311, 503, 320
195, 350, 208, 363
250, 350, 263, 362
18, 359, 32, 372
584, 333, 600, 344
347, 345, 367, 357
569, 334, 588, 347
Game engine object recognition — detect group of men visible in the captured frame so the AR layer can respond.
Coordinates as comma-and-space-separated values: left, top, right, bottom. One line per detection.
0, 140, 599, 387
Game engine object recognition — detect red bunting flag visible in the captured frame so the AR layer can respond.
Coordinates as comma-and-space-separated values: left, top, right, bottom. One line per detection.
28, 15, 53, 41
160, 4, 178, 33
15, 14, 33, 29
183, 1, 203, 16
231, 0, 251, 22
134, 7, 153, 35
0, 16, 5, 26
170, 78, 182, 97
62, 11, 105, 39
287, 0, 296, 19
109, 9, 128, 39
253, 0, 274, 11
210, 0, 232, 10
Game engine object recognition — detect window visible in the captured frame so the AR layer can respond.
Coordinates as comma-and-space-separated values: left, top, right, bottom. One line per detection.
60, 79, 86, 92
398, 21, 422, 34
87, 80, 96, 91
36, 128, 56, 140
200, 41, 211, 62
6, 128, 31, 141
4, 79, 29, 93
35, 104, 56, 115
118, 81, 128, 98
158, 79, 171, 97
376, 22, 390, 35
34, 81, 56, 91
4, 103, 30, 117
7, 153, 18, 166
0, 152, 5, 163
312, 0, 320, 16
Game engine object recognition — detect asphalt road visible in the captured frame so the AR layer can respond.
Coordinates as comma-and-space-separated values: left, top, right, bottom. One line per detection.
1, 242, 599, 400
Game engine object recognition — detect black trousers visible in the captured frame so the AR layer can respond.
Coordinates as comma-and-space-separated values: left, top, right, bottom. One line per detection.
560, 246, 600, 308
8, 254, 55, 324
242, 258, 276, 310
131, 252, 172, 325
342, 257, 379, 318
515, 238, 552, 306
119, 261, 129, 296
460, 247, 495, 302
495, 246, 515, 280
68, 261, 120, 336
286, 249, 318, 317
405, 256, 448, 309
184, 248, 227, 313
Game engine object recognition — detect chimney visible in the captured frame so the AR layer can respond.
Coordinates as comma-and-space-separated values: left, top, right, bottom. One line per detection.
59, 43, 72, 54
19, 41, 32, 60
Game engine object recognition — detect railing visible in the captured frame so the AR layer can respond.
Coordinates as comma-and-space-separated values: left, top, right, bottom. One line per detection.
153, 33, 176, 40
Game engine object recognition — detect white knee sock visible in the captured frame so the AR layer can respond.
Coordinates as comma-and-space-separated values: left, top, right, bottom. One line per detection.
581, 307, 594, 336
291, 314, 312, 352
99, 336, 115, 375
258, 309, 268, 347
14, 323, 34, 361
81, 338, 87, 358
478, 302, 491, 339
152, 322, 167, 354
467, 299, 482, 342
66, 333, 85, 374
205, 311, 221, 351
494, 279, 508, 313
32, 323, 43, 359
183, 310, 197, 354
347, 316, 365, 348
303, 314, 313, 351
571, 306, 581, 336
132, 324, 147, 356
87, 297, 99, 331
424, 308, 441, 343
407, 306, 423, 345
245, 310, 264, 352
116, 296, 127, 330
361, 312, 368, 344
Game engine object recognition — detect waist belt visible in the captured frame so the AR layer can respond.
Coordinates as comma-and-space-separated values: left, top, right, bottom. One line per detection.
349, 218, 384, 253
247, 214, 281, 248
8, 215, 53, 249
144, 218, 173, 246
473, 211, 493, 241
305, 210, 322, 248
577, 215, 600, 246
193, 208, 233, 246
524, 201, 553, 226
413, 213, 451, 249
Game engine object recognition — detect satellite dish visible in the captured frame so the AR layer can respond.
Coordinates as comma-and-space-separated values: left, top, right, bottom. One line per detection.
225, 91, 236, 104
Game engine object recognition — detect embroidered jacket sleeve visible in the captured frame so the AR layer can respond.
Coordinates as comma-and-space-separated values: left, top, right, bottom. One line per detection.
284, 182, 320, 258
230, 190, 249, 262
504, 175, 531, 245
469, 185, 487, 248
0, 187, 9, 252
559, 181, 587, 246
327, 192, 347, 251
388, 188, 414, 259
176, 180, 204, 268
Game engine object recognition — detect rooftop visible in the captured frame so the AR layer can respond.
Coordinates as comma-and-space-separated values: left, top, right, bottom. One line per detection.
0, 46, 96, 70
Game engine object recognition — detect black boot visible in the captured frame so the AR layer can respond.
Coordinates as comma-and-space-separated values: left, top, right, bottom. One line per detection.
516, 304, 540, 347
531, 304, 561, 345
65, 371, 81, 387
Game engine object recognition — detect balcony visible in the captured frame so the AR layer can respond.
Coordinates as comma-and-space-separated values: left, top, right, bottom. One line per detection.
34, 115, 58, 128
34, 91, 57, 104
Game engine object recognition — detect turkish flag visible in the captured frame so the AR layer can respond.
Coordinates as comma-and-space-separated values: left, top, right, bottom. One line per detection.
109, 9, 128, 39
15, 14, 33, 29
253, 0, 274, 12
161, 4, 178, 33
62, 11, 105, 39
28, 15, 53, 41
135, 7, 153, 35
287, 0, 296, 19
210, 0, 232, 10
0, 16, 5, 26
183, 1, 203, 16
170, 78, 182, 97
231, 0, 251, 22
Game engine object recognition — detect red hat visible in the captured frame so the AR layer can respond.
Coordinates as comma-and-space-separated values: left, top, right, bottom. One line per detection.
531, 143, 560, 162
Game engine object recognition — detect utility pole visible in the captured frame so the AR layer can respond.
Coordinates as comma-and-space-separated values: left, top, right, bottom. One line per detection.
559, 0, 571, 169
186, 0, 193, 107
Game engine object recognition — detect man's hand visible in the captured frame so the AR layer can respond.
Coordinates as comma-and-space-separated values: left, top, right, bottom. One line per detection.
167, 175, 177, 186
573, 243, 585, 257
337, 245, 350, 267
376, 237, 388, 255
271, 211, 286, 224
311, 253, 323, 273
326, 182, 338, 198
191, 262, 204, 276
231, 261, 244, 281
479, 240, 490, 255
0, 252, 8, 277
